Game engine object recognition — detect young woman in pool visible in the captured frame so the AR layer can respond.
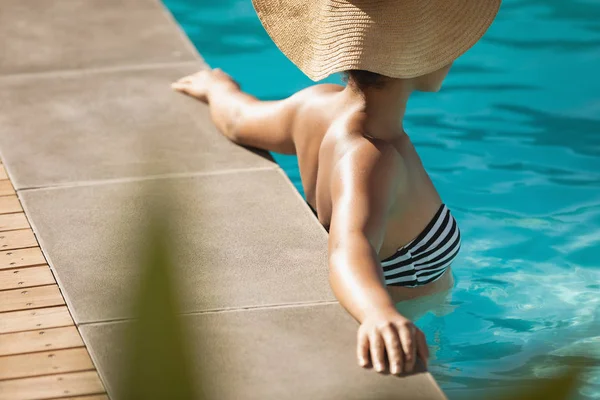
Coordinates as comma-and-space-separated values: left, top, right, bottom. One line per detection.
172, 0, 500, 377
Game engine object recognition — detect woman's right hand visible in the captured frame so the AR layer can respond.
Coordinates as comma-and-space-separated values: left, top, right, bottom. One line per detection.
357, 307, 429, 375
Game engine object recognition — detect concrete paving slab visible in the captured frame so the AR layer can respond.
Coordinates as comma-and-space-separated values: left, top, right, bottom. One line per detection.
80, 303, 446, 400
20, 169, 333, 324
0, 64, 275, 189
0, 0, 197, 75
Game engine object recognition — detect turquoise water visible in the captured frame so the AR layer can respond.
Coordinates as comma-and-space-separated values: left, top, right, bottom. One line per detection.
163, 0, 600, 397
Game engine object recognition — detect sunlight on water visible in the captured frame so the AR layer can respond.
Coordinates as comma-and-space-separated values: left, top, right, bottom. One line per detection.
163, 0, 600, 397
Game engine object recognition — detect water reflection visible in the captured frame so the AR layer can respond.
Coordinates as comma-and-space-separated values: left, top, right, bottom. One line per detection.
442, 83, 540, 92
495, 104, 600, 157
502, 0, 600, 23
485, 37, 600, 52
446, 64, 501, 75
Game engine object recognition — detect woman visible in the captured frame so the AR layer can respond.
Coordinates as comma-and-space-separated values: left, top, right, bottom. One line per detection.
172, 0, 501, 377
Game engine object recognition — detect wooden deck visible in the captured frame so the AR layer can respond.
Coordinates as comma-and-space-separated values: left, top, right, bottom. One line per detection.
0, 162, 107, 400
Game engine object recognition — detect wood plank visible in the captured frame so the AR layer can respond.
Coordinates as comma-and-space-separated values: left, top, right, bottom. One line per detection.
0, 326, 83, 356
0, 371, 104, 400
0, 348, 93, 380
0, 307, 73, 334
0, 248, 46, 270
0, 266, 55, 290
0, 165, 7, 180
0, 180, 15, 196
0, 285, 65, 313
0, 213, 29, 232
0, 229, 37, 251
59, 396, 109, 400
0, 196, 22, 214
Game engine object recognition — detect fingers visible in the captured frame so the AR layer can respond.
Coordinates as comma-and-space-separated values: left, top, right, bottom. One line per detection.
175, 76, 193, 83
357, 317, 430, 377
170, 81, 188, 92
416, 329, 430, 369
397, 321, 417, 373
171, 72, 200, 93
368, 331, 387, 373
381, 324, 404, 375
357, 330, 371, 369
171, 74, 193, 91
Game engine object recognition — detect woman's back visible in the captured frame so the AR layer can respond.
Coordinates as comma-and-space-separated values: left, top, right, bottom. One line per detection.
292, 84, 443, 262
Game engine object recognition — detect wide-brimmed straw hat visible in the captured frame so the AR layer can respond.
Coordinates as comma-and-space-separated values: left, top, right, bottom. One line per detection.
252, 0, 501, 81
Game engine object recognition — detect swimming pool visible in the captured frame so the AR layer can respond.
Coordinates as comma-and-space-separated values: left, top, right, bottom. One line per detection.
162, 0, 600, 397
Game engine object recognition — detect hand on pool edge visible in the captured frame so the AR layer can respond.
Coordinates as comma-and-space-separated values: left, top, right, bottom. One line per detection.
357, 307, 429, 376
171, 68, 239, 103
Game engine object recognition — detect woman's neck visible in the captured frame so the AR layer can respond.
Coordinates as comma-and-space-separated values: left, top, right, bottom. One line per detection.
340, 79, 414, 140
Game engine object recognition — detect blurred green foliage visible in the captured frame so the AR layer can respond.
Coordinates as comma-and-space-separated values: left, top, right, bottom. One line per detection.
118, 201, 197, 400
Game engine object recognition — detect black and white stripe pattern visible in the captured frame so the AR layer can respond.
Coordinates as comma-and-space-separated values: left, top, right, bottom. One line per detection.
382, 204, 461, 287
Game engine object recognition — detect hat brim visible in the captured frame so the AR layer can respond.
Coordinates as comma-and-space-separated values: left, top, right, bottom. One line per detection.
252, 0, 501, 81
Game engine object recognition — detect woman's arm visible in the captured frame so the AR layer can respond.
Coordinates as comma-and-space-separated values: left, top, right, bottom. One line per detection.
172, 68, 299, 154
328, 141, 429, 375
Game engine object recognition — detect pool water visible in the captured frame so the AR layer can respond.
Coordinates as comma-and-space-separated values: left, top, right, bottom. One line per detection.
162, 0, 600, 397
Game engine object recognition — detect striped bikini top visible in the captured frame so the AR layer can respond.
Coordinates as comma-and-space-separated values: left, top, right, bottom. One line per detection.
381, 204, 461, 287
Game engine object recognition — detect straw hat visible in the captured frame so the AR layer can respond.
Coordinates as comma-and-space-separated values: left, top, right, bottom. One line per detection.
252, 0, 501, 81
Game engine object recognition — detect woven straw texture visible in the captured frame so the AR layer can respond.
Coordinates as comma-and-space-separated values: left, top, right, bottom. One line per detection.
252, 0, 501, 81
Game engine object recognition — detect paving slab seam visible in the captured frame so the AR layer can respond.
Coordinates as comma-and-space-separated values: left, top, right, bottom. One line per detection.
15, 166, 281, 193
78, 300, 342, 327
0, 60, 205, 82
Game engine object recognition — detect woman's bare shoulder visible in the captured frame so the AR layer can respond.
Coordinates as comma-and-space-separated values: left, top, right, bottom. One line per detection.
334, 135, 405, 192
